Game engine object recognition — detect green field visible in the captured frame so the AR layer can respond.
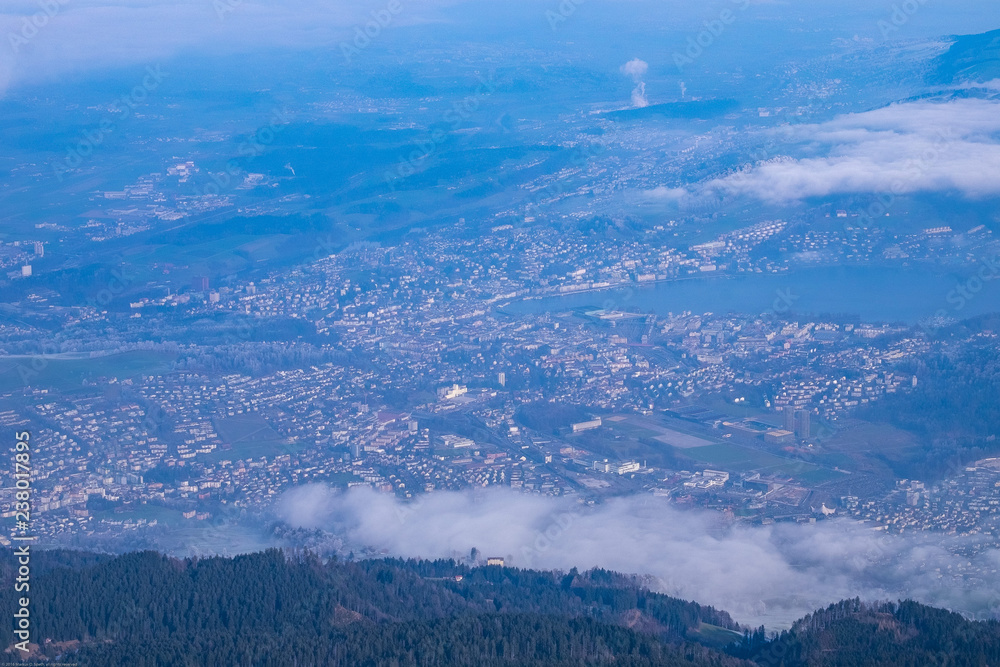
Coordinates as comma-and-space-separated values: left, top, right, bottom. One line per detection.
795, 467, 850, 485
326, 471, 359, 487
691, 623, 744, 649
681, 444, 776, 469
214, 414, 283, 445
92, 503, 189, 528
195, 414, 308, 463
606, 420, 662, 439
0, 350, 177, 391
680, 443, 847, 484
201, 438, 305, 464
94, 503, 271, 555
606, 415, 717, 445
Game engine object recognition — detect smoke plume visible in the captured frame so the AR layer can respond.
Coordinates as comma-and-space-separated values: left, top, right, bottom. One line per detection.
620, 58, 650, 108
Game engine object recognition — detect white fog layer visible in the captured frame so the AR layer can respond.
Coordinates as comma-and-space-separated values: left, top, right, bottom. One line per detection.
277, 485, 1000, 628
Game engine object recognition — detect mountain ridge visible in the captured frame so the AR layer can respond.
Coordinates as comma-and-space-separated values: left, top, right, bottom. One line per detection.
2, 548, 999, 665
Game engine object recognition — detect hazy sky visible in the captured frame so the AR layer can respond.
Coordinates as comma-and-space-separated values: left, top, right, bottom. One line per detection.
1, 0, 995, 96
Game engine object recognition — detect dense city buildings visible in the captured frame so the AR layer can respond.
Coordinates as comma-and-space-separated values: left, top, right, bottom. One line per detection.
1, 214, 997, 558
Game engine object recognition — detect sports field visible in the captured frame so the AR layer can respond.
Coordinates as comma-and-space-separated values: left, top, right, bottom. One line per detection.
681, 443, 847, 484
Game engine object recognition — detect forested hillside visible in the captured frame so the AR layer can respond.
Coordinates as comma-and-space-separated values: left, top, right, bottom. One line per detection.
736, 598, 1000, 666
2, 549, 1000, 666
860, 341, 1000, 479
0, 549, 744, 666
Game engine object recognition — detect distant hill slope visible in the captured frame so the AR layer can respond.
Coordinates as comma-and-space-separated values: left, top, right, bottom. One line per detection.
858, 338, 1000, 480
737, 598, 1000, 666
0, 549, 746, 666
929, 29, 1000, 85
2, 549, 999, 665
602, 99, 740, 122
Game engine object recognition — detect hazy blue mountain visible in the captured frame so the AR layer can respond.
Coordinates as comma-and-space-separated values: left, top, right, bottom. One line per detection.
930, 28, 1000, 84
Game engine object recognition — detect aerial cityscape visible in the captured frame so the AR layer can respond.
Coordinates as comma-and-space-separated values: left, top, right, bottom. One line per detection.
1, 0, 1000, 663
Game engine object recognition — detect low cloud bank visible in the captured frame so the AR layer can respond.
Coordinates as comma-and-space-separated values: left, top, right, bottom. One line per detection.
649, 99, 1000, 205
277, 485, 1000, 628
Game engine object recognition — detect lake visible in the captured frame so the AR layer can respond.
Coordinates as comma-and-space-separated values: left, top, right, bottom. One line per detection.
503, 265, 1000, 324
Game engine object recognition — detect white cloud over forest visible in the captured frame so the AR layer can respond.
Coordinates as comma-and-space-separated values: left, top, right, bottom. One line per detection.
277, 485, 1000, 628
